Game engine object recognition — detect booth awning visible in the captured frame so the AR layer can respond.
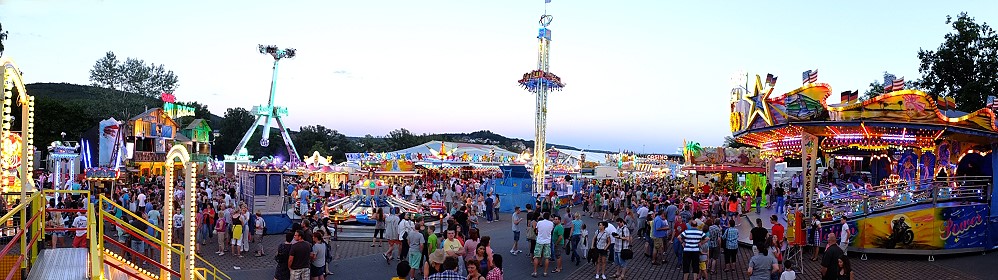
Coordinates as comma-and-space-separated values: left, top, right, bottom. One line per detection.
681, 165, 766, 173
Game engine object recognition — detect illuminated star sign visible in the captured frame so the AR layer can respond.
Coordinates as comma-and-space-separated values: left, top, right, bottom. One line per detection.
743, 74, 775, 127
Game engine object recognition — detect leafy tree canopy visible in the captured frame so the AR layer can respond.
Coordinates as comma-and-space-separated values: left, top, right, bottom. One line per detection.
917, 12, 998, 112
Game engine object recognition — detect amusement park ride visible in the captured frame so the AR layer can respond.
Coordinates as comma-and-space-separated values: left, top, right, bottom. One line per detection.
231, 44, 302, 164
728, 70, 998, 262
519, 0, 565, 193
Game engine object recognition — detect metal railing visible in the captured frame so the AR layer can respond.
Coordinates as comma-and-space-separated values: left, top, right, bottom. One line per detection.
813, 176, 991, 221
97, 195, 231, 280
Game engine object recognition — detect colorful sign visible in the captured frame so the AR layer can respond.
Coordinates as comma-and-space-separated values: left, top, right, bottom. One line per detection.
824, 204, 990, 251
800, 132, 818, 215
163, 102, 195, 119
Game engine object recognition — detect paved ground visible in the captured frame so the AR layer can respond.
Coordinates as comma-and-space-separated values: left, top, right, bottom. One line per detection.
182, 206, 998, 280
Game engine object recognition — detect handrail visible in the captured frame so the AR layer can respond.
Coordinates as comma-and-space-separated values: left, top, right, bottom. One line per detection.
103, 235, 181, 277
815, 175, 991, 221
99, 195, 163, 235
98, 195, 231, 280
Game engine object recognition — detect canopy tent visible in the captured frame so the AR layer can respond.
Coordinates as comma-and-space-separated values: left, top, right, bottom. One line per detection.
346, 140, 520, 163
551, 148, 608, 164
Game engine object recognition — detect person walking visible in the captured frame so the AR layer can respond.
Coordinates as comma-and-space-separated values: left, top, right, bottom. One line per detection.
255, 211, 267, 257
510, 206, 523, 255
839, 217, 850, 256
722, 219, 739, 272
569, 213, 583, 266
532, 212, 554, 278
384, 208, 401, 262
652, 210, 669, 265
310, 231, 327, 280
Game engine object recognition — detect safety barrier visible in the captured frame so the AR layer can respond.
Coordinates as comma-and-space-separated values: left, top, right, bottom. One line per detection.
814, 176, 991, 221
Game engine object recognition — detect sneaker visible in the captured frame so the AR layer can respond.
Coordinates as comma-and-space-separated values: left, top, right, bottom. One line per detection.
517, 250, 523, 254
219, 252, 224, 256
595, 275, 600, 279
601, 274, 607, 280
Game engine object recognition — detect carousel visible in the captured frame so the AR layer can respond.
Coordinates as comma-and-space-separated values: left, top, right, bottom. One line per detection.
730, 72, 998, 256
325, 179, 424, 225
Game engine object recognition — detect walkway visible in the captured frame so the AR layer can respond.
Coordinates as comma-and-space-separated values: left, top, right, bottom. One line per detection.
27, 248, 88, 280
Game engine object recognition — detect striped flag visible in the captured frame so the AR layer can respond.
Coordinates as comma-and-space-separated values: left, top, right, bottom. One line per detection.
765, 73, 778, 87
883, 73, 897, 92
802, 69, 818, 84
892, 76, 905, 91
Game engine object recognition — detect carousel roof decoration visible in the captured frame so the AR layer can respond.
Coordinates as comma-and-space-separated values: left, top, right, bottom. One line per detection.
732, 70, 998, 154
518, 69, 565, 91
681, 139, 765, 173
302, 151, 333, 168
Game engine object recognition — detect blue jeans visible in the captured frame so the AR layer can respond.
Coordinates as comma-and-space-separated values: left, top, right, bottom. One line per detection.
570, 234, 581, 263
672, 238, 683, 265
755, 197, 762, 214
485, 203, 494, 222
776, 196, 785, 214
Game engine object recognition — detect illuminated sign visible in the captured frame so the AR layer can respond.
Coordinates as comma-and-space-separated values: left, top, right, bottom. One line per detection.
163, 102, 195, 119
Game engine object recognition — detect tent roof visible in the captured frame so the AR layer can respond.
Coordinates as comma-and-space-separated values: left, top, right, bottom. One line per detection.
391, 140, 519, 157
552, 148, 608, 164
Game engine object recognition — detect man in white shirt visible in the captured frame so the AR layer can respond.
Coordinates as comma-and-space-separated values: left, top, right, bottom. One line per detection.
636, 203, 650, 236
137, 192, 147, 211
533, 212, 555, 277
840, 217, 850, 256
72, 212, 88, 248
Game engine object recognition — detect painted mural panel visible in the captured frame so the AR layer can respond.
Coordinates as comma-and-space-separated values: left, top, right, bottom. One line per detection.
824, 204, 990, 251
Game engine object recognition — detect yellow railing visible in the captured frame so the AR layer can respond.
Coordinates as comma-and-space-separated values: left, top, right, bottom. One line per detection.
96, 195, 231, 280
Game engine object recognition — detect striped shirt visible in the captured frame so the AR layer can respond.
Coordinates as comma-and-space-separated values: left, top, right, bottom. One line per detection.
681, 229, 704, 252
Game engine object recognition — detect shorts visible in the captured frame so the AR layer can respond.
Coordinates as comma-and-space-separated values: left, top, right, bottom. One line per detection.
130, 240, 145, 253
310, 264, 326, 277
653, 237, 665, 252
551, 243, 562, 258
682, 251, 700, 273
513, 231, 520, 241
231, 238, 243, 246
533, 243, 551, 259
724, 248, 737, 263
699, 261, 706, 271
613, 251, 627, 267
709, 247, 720, 259
374, 229, 385, 239
407, 251, 422, 269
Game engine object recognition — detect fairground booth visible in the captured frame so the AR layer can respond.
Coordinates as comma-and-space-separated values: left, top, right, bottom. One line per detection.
730, 73, 998, 256
681, 143, 768, 211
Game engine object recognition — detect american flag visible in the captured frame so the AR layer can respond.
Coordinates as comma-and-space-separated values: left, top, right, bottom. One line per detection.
802, 69, 818, 84
892, 76, 905, 91
765, 73, 778, 87
883, 74, 899, 92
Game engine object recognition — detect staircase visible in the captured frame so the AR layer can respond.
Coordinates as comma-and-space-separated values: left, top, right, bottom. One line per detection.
26, 248, 88, 280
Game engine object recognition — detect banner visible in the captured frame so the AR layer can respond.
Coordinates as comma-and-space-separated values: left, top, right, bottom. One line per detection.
830, 204, 989, 251
98, 118, 121, 167
800, 132, 819, 216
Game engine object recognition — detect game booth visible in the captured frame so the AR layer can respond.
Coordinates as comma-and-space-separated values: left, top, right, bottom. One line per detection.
681, 143, 769, 210
729, 73, 998, 257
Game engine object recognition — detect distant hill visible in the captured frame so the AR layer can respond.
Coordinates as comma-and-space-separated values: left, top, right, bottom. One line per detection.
348, 130, 615, 154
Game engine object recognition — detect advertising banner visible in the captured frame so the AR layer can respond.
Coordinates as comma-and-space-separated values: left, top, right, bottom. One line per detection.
800, 132, 819, 215
98, 118, 121, 167
824, 204, 989, 251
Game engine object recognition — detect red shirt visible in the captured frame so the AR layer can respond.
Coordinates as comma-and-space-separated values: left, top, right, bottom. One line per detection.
772, 223, 785, 241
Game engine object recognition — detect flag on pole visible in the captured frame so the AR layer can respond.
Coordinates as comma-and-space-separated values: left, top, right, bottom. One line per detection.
883, 73, 897, 92
893, 76, 905, 91
802, 69, 818, 84
765, 73, 778, 87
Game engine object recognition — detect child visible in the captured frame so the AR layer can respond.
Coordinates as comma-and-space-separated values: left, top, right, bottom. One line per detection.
391, 262, 409, 280
780, 260, 796, 280
699, 235, 709, 280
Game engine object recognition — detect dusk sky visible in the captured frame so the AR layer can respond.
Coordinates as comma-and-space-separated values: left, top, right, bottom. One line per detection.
2, 0, 996, 153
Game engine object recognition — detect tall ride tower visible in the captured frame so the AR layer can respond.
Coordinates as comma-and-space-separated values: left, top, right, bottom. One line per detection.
232, 44, 302, 163
518, 2, 565, 193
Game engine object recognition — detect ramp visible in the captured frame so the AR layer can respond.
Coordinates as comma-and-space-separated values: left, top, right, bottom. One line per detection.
27, 248, 88, 280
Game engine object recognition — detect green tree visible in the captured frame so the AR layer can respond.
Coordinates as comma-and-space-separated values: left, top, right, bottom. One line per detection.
723, 136, 751, 148
89, 52, 179, 97
0, 22, 8, 56
292, 125, 355, 162
213, 107, 255, 157
358, 134, 388, 152
385, 128, 418, 151
917, 13, 998, 112
174, 101, 213, 126
89, 52, 123, 90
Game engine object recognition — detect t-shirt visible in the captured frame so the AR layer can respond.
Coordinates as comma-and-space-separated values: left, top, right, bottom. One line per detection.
681, 229, 703, 252
772, 223, 785, 242
426, 233, 438, 254
840, 223, 850, 244
173, 213, 184, 229
665, 205, 678, 222
407, 231, 425, 253
442, 239, 462, 256
73, 215, 88, 237
137, 193, 146, 207
148, 210, 161, 226
572, 220, 583, 235
311, 242, 327, 267
780, 270, 796, 280
653, 216, 668, 238
535, 219, 554, 245
708, 225, 722, 248
751, 226, 768, 247
289, 241, 312, 269
821, 245, 844, 280
748, 254, 777, 280
636, 206, 649, 220
552, 224, 564, 246
511, 213, 520, 232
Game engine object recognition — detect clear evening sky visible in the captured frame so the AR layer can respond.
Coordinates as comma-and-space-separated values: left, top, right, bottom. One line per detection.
1, 0, 996, 153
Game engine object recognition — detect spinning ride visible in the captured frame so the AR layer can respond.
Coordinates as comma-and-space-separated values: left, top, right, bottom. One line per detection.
325, 179, 423, 225
730, 71, 998, 257
230, 45, 302, 164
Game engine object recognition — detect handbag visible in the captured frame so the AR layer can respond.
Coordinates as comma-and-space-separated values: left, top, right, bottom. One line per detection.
621, 249, 633, 260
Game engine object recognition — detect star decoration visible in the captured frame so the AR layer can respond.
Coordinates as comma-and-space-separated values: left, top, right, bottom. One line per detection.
743, 74, 775, 127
